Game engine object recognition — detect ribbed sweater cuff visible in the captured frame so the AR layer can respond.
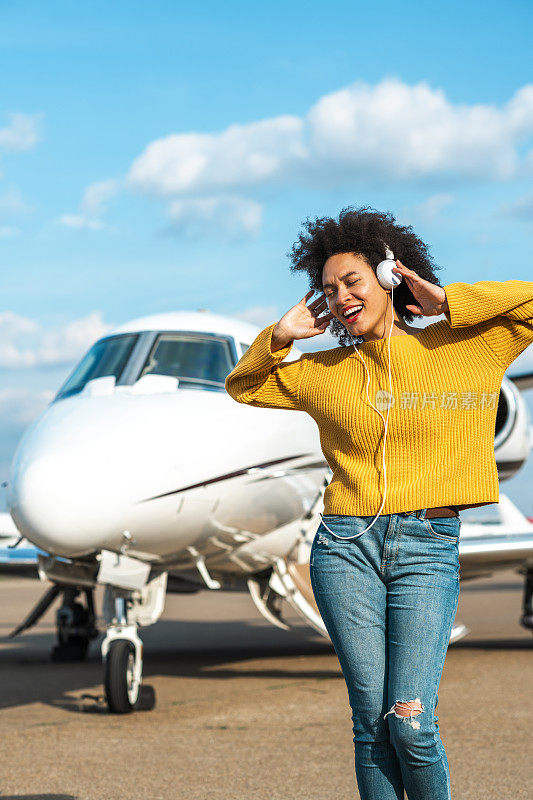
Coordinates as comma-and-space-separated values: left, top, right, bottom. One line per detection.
443, 283, 471, 327
260, 323, 294, 361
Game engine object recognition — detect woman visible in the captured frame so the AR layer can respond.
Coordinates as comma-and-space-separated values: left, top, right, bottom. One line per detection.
225, 206, 533, 800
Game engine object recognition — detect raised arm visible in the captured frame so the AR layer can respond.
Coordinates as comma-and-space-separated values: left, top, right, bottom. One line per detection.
225, 323, 306, 411
225, 289, 334, 410
442, 280, 533, 368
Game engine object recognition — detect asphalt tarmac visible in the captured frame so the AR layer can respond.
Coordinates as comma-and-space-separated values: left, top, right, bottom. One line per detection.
0, 568, 531, 800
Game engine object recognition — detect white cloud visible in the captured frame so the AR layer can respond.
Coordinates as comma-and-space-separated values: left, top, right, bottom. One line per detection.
0, 225, 21, 238
71, 78, 533, 239
0, 112, 41, 152
414, 193, 454, 221
0, 312, 39, 338
502, 193, 533, 220
127, 116, 305, 197
0, 311, 112, 368
58, 214, 107, 230
0, 388, 54, 426
126, 77, 533, 203
80, 179, 119, 216
59, 178, 120, 231
0, 186, 31, 215
0, 131, 37, 223
306, 79, 531, 182
232, 304, 280, 328
165, 195, 262, 239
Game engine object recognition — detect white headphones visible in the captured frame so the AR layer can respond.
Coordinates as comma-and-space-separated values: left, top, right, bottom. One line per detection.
319, 243, 403, 541
376, 244, 403, 291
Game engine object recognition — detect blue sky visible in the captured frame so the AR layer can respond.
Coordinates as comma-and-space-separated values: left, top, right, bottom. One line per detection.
1, 0, 533, 513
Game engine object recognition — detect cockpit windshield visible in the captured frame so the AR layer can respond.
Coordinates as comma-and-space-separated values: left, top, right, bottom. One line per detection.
138, 333, 234, 389
55, 334, 139, 400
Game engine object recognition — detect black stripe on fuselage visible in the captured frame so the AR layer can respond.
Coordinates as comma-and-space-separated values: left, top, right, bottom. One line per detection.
139, 453, 316, 502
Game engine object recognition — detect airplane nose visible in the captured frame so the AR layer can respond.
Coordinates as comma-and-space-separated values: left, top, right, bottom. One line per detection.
6, 388, 232, 558
8, 451, 121, 557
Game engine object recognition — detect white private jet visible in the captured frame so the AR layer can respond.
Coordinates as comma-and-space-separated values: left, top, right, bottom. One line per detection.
5, 310, 533, 713
0, 511, 45, 570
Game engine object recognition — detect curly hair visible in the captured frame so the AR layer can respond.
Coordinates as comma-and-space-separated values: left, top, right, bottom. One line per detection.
287, 205, 443, 346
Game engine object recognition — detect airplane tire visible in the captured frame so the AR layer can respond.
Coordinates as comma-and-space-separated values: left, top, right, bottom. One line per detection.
134, 684, 156, 711
104, 639, 139, 714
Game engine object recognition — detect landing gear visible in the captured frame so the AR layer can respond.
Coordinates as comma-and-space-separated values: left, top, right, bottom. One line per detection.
104, 638, 141, 713
519, 567, 533, 631
104, 639, 157, 713
102, 595, 147, 713
8, 582, 98, 661
52, 587, 98, 662
101, 573, 167, 714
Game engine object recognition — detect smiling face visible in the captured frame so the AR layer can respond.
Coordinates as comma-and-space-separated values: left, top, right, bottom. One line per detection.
322, 252, 394, 341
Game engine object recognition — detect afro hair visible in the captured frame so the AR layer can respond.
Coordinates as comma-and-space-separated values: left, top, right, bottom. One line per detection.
288, 205, 443, 346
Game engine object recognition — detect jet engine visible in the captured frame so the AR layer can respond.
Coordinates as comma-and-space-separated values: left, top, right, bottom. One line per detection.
495, 376, 532, 480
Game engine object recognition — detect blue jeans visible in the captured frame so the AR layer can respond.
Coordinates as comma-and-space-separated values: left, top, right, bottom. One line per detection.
309, 509, 461, 800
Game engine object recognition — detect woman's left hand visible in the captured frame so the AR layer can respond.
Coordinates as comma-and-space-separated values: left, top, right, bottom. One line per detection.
392, 261, 449, 316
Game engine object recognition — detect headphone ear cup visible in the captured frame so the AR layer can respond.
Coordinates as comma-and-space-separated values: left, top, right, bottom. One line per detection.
376, 259, 402, 291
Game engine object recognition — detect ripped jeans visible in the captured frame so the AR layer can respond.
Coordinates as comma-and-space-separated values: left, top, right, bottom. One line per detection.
309, 509, 461, 800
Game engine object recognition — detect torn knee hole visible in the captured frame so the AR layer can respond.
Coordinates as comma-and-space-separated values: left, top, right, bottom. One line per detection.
392, 699, 423, 717
383, 698, 424, 729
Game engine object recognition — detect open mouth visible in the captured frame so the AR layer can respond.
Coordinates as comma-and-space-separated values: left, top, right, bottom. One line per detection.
342, 305, 363, 324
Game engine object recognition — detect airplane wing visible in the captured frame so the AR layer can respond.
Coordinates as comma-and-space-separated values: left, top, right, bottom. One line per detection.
0, 512, 43, 575
455, 494, 533, 578
458, 533, 533, 578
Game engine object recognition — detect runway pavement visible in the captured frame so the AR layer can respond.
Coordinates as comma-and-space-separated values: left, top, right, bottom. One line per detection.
0, 568, 531, 800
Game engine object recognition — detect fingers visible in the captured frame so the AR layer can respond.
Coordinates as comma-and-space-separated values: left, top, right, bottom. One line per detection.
315, 311, 334, 327
393, 261, 421, 282
312, 300, 329, 316
307, 291, 328, 310
310, 314, 333, 334
306, 294, 329, 320
302, 289, 328, 305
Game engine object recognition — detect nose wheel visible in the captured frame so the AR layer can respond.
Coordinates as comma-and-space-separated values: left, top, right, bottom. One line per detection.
104, 638, 142, 713
101, 595, 156, 713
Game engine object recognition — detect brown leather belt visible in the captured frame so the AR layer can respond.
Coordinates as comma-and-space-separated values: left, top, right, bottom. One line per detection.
423, 505, 459, 519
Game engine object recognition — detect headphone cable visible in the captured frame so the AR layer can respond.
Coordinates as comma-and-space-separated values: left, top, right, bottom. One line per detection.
318, 286, 395, 541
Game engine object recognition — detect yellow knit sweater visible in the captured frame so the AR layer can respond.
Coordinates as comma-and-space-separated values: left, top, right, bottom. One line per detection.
225, 281, 533, 516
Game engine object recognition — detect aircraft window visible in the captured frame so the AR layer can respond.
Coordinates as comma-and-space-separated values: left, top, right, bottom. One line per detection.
139, 334, 234, 389
55, 334, 139, 400
240, 342, 250, 354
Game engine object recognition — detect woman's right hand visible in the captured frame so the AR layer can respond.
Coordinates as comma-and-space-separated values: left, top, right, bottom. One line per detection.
272, 290, 334, 349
